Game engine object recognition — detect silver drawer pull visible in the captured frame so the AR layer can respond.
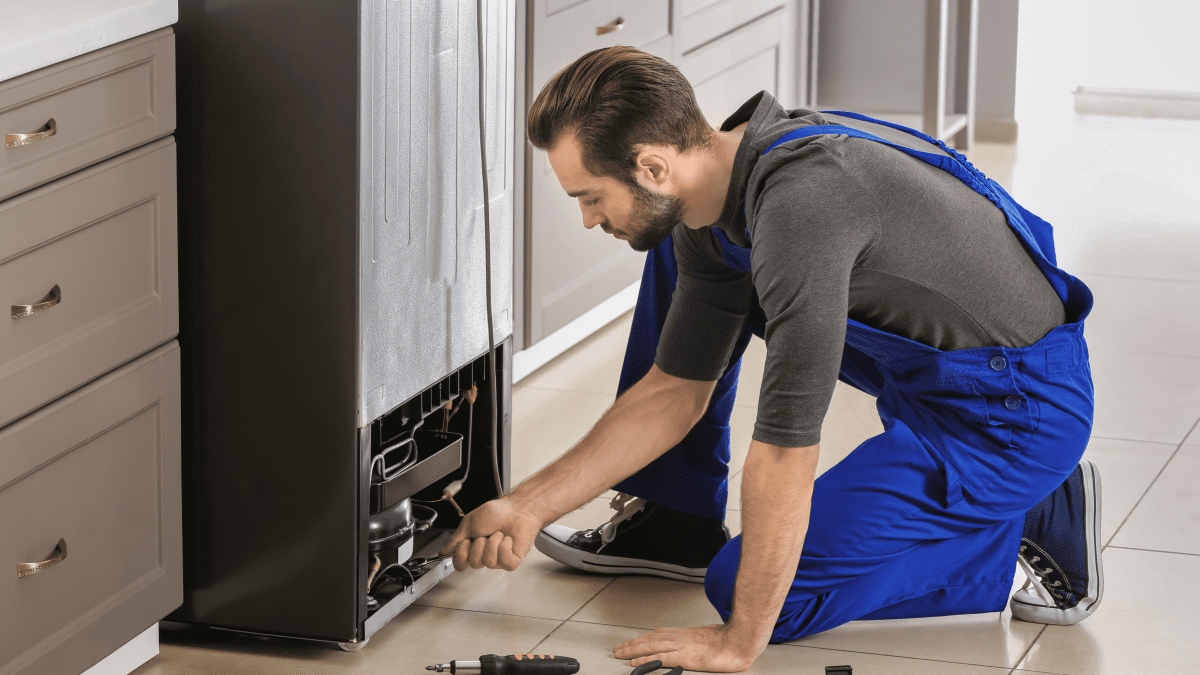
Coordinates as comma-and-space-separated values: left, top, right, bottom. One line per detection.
11, 284, 61, 320
18, 539, 67, 578
596, 17, 625, 35
5, 118, 57, 149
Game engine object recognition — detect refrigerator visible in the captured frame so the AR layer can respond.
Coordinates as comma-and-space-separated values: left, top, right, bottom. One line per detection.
168, 0, 517, 649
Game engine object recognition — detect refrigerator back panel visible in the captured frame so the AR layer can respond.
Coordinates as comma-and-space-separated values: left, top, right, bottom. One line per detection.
357, 0, 516, 426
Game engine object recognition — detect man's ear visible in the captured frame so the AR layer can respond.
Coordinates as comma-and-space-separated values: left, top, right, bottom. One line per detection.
632, 145, 672, 187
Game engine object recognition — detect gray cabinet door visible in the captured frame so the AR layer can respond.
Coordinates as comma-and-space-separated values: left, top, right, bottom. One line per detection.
0, 138, 178, 428
0, 341, 181, 675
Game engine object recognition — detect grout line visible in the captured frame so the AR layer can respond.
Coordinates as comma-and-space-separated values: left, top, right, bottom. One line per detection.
528, 619, 569, 654
564, 577, 617, 623
1105, 415, 1199, 546
1106, 545, 1200, 558
776, 641, 1028, 672
1086, 435, 1181, 447
414, 603, 579, 624
1006, 624, 1048, 675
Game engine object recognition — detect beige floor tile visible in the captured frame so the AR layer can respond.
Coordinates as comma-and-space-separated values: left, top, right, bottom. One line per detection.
414, 547, 614, 620
1081, 275, 1200, 357
535, 620, 1022, 674
568, 575, 722, 631
1016, 547, 1200, 675
1108, 443, 1200, 555
790, 610, 1042, 670
519, 311, 634, 395
510, 386, 613, 485
139, 606, 560, 675
1087, 349, 1200, 444
1077, 437, 1177, 546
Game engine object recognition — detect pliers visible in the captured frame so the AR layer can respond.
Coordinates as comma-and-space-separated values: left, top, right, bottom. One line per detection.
630, 660, 683, 675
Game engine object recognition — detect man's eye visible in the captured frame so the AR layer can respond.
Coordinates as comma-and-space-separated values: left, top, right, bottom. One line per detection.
583, 198, 599, 206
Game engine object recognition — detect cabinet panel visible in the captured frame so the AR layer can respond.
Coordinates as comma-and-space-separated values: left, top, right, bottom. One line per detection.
0, 138, 178, 427
680, 8, 788, 126
679, 0, 785, 55
0, 28, 175, 202
0, 341, 181, 675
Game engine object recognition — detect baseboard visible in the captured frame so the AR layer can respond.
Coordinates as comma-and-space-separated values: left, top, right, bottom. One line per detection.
513, 278, 640, 383
81, 624, 158, 675
1074, 86, 1200, 120
975, 116, 1019, 144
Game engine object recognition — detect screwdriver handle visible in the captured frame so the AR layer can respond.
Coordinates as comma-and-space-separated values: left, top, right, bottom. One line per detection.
480, 654, 580, 675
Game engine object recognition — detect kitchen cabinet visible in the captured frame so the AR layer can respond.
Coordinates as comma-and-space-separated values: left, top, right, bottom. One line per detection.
0, 21, 180, 675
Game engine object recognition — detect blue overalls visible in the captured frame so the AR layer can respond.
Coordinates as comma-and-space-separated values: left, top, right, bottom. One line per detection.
610, 112, 1096, 640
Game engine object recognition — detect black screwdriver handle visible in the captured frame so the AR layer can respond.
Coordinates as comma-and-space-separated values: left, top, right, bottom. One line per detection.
480, 654, 580, 675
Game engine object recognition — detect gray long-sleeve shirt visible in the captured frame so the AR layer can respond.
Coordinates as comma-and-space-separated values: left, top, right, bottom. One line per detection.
654, 92, 1066, 448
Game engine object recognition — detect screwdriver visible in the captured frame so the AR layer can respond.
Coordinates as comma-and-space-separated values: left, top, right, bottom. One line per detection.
425, 654, 580, 675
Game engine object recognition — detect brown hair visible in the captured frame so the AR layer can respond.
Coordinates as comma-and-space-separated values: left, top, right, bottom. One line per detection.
527, 46, 713, 184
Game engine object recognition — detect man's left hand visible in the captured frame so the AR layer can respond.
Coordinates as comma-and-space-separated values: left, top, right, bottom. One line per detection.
613, 624, 758, 673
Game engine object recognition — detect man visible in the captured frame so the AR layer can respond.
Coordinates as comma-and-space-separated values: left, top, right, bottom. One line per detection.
440, 47, 1101, 672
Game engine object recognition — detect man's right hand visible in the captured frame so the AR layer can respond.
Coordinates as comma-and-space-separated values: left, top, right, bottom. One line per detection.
437, 497, 543, 572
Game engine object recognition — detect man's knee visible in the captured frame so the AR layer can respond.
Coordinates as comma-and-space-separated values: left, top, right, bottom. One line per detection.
704, 536, 741, 620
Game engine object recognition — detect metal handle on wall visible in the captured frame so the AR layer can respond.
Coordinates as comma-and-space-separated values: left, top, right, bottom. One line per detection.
6, 118, 57, 149
11, 285, 61, 319
596, 17, 624, 35
18, 539, 68, 578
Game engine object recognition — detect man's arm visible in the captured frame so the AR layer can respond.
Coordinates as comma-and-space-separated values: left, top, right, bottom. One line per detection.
442, 365, 717, 570
726, 439, 818, 655
612, 439, 818, 671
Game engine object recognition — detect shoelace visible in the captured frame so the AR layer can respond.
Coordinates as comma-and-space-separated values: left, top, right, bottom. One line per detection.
1017, 542, 1070, 608
595, 493, 648, 552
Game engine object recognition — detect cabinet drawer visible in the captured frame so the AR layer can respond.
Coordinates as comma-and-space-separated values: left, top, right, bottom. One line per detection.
533, 0, 670, 90
0, 137, 178, 427
0, 341, 181, 675
0, 28, 175, 202
679, 0, 786, 55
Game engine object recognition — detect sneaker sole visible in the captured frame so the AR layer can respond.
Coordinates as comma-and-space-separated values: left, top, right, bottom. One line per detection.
1011, 459, 1104, 625
534, 526, 708, 584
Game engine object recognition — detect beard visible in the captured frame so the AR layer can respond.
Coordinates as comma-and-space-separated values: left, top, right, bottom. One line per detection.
606, 180, 684, 252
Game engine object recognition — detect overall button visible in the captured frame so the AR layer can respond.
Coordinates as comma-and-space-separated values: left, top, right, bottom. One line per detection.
989, 356, 1008, 371
1004, 395, 1023, 410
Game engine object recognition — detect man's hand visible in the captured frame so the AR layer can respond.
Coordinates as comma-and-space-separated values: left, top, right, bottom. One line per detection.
438, 497, 543, 572
613, 624, 758, 673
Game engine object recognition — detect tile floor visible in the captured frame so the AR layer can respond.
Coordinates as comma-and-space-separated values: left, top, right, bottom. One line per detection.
138, 6, 1200, 675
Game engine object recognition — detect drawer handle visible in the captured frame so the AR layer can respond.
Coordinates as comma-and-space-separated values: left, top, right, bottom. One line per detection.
5, 118, 57, 149
18, 539, 67, 579
11, 284, 61, 320
596, 17, 625, 36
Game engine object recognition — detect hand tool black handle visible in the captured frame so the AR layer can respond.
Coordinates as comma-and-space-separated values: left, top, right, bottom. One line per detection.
480, 654, 580, 675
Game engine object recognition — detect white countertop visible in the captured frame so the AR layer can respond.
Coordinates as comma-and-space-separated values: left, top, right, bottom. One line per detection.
0, 0, 177, 83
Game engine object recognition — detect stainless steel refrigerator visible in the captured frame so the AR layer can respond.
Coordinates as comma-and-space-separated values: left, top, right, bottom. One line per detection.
169, 0, 517, 649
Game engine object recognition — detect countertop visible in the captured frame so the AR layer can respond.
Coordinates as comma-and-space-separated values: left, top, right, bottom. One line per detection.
0, 0, 177, 83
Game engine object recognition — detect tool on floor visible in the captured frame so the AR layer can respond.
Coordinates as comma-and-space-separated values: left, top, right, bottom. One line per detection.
425, 654, 580, 675
825, 666, 852, 674
629, 660, 683, 675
